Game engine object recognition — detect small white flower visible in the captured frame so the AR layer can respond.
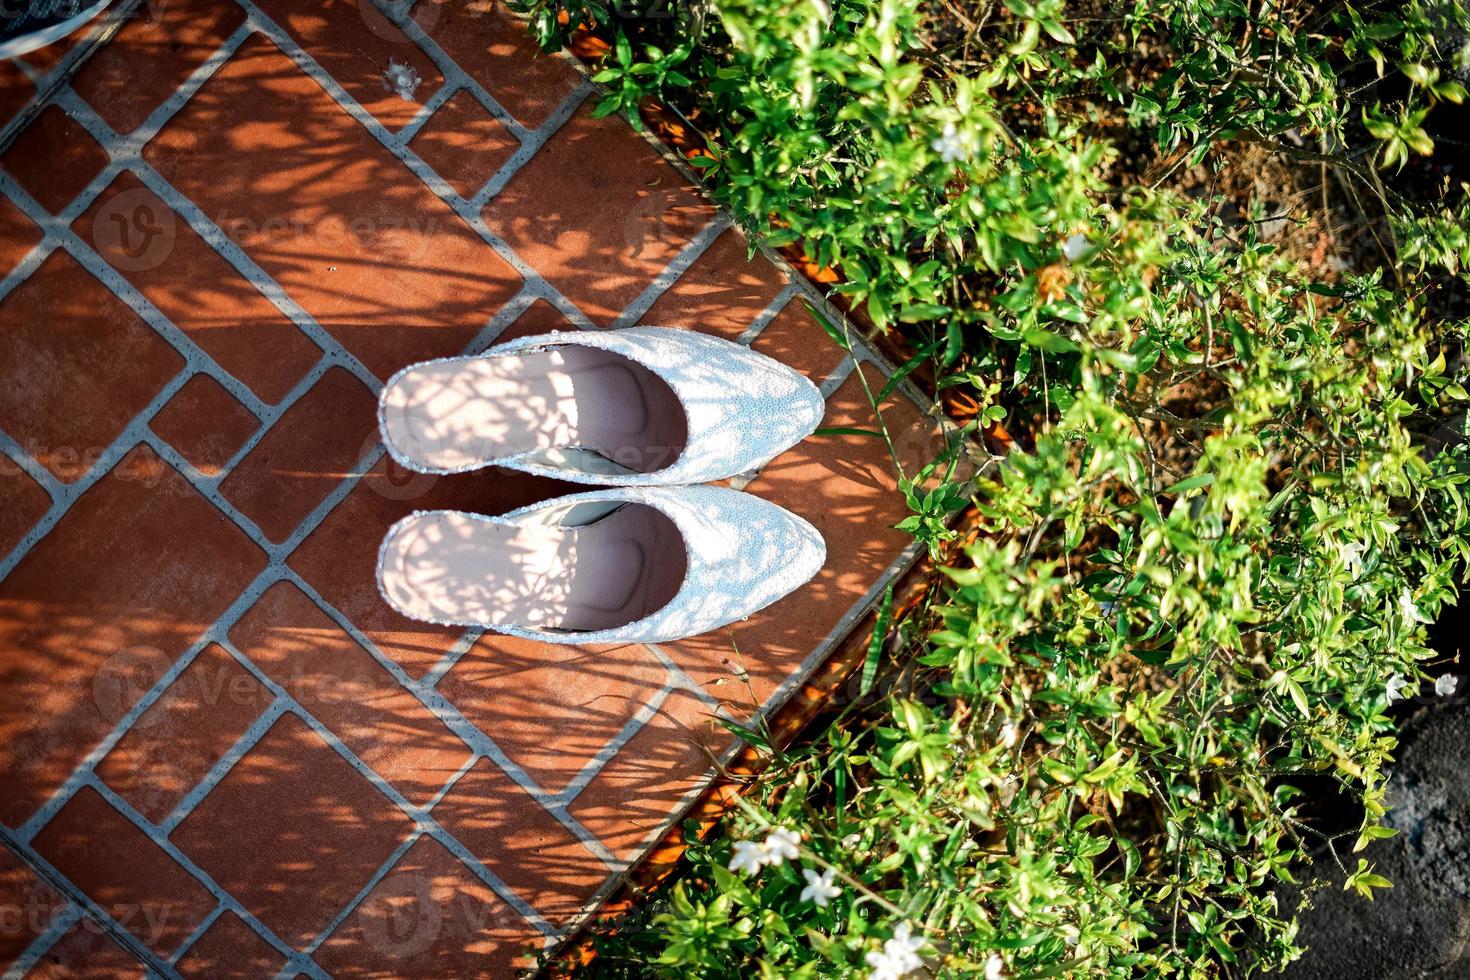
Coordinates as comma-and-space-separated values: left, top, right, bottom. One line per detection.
1337, 540, 1366, 578
1399, 589, 1433, 625
931, 122, 967, 163
728, 839, 767, 876
865, 954, 903, 980
1387, 674, 1413, 703
382, 57, 422, 102
1436, 674, 1460, 697
1060, 232, 1090, 261
799, 866, 842, 907
763, 827, 801, 865
998, 723, 1019, 748
866, 922, 926, 979
866, 952, 907, 980
985, 953, 1007, 980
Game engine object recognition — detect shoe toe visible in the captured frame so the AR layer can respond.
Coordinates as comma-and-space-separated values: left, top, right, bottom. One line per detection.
747, 359, 826, 454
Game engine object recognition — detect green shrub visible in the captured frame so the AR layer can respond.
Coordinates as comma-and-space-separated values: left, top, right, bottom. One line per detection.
515, 0, 1470, 974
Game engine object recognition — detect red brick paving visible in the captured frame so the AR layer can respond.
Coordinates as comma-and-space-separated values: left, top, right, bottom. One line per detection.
254, 0, 445, 133
219, 366, 378, 542
0, 251, 184, 482
0, 847, 62, 970
0, 463, 50, 560
488, 106, 717, 323
414, 0, 582, 130
568, 688, 730, 861
0, 62, 36, 132
751, 300, 850, 383
410, 90, 519, 199
432, 759, 604, 927
438, 636, 666, 793
72, 0, 248, 135
172, 713, 416, 950
314, 837, 539, 978
639, 227, 788, 339
0, 6, 934, 975
74, 171, 323, 405
144, 33, 521, 381
95, 643, 270, 823
0, 195, 41, 278
32, 787, 214, 956
230, 582, 472, 805
148, 375, 259, 477
176, 911, 287, 979
0, 106, 109, 215
21, 920, 146, 980
0, 446, 264, 828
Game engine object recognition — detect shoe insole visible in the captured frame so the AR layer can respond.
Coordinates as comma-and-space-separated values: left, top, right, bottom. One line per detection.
379, 504, 688, 632
381, 347, 689, 474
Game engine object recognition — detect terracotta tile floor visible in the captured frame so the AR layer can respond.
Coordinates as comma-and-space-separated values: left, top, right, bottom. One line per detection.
0, 2, 933, 976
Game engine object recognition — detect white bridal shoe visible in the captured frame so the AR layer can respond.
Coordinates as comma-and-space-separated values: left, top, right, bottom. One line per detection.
377, 486, 825, 644
378, 326, 825, 485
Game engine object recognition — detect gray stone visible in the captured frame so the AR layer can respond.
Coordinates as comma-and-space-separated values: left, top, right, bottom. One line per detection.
1283, 702, 1470, 979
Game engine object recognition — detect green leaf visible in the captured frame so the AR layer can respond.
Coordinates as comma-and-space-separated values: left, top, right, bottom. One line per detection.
1166, 473, 1214, 495
808, 302, 852, 351
1022, 327, 1079, 353
815, 426, 885, 438
878, 343, 937, 402
861, 584, 895, 697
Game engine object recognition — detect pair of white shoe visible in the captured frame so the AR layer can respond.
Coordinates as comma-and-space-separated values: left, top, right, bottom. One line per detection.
375, 327, 828, 645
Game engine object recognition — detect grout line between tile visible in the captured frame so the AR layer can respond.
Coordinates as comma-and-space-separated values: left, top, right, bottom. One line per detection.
0, 0, 143, 153
0, 898, 80, 980
391, 79, 458, 147
608, 213, 732, 331
735, 282, 803, 345
391, 8, 536, 144
166, 903, 228, 968
0, 825, 184, 980
235, 0, 600, 335
81, 774, 330, 979
156, 697, 292, 836
547, 681, 676, 810
469, 79, 593, 207
280, 571, 621, 872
